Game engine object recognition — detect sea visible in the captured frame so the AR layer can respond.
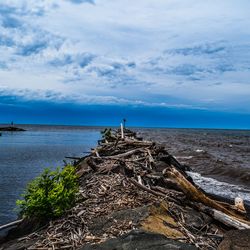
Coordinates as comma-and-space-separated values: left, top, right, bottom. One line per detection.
0, 125, 250, 226
0, 125, 101, 225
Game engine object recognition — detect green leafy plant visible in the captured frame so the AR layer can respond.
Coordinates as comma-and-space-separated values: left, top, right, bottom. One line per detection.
16, 165, 79, 219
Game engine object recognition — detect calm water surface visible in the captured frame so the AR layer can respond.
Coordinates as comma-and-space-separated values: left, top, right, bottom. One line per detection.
0, 125, 100, 225
1, 125, 250, 226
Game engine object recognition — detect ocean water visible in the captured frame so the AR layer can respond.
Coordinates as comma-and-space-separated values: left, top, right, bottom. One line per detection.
1, 125, 250, 226
0, 125, 101, 225
137, 128, 250, 202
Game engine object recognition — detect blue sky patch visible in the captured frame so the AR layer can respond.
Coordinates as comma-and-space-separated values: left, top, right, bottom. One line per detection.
0, 0, 250, 128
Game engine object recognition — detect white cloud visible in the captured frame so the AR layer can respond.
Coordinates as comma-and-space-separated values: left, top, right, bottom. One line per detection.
0, 0, 250, 112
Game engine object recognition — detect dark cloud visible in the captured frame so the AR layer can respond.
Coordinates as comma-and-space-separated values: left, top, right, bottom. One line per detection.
165, 43, 226, 56
1, 95, 250, 129
153, 62, 235, 78
88, 60, 136, 78
12, 29, 65, 57
89, 66, 115, 77
1, 16, 22, 28
50, 53, 96, 68
50, 54, 73, 67
17, 41, 48, 56
0, 36, 15, 47
0, 4, 16, 16
167, 64, 204, 76
78, 53, 96, 68
66, 0, 95, 5
146, 61, 205, 77
127, 62, 136, 68
0, 3, 45, 17
214, 63, 234, 73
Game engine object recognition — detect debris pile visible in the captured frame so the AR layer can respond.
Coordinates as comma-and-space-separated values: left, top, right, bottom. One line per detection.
2, 128, 250, 250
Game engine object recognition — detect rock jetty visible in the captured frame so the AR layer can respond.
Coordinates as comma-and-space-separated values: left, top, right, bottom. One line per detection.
1, 128, 250, 250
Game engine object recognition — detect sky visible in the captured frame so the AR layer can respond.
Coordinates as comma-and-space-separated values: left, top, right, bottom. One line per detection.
0, 0, 250, 128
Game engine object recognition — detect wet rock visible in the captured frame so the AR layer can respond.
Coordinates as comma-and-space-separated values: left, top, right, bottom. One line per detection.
88, 206, 149, 236
0, 218, 48, 249
184, 208, 212, 231
218, 229, 250, 250
0, 239, 37, 250
3, 218, 47, 242
81, 230, 197, 250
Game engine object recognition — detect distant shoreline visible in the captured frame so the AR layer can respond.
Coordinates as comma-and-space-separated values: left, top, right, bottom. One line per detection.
0, 123, 250, 131
0, 126, 26, 132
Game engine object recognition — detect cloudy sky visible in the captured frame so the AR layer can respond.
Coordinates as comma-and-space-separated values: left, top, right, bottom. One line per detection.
0, 0, 250, 127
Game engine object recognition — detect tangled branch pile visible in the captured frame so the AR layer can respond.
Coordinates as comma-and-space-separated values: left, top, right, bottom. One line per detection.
4, 128, 250, 250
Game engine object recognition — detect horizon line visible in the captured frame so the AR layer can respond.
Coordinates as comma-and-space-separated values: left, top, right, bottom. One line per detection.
0, 122, 250, 131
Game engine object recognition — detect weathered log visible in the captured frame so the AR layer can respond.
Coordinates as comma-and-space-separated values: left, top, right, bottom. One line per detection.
0, 219, 23, 231
146, 149, 154, 163
198, 205, 250, 230
120, 123, 124, 139
128, 178, 165, 197
164, 167, 250, 225
102, 148, 144, 159
124, 139, 153, 147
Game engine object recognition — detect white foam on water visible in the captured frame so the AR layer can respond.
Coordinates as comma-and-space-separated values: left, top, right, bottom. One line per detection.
187, 171, 250, 202
175, 156, 193, 160
195, 149, 205, 153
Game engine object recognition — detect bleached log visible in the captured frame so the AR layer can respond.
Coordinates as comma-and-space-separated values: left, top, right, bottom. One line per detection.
212, 209, 250, 229
129, 178, 165, 197
199, 206, 250, 230
164, 167, 250, 225
0, 219, 23, 231
121, 123, 124, 139
102, 148, 144, 159
124, 139, 153, 146
146, 149, 154, 163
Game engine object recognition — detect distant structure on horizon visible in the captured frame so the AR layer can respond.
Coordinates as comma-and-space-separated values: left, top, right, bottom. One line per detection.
123, 118, 126, 129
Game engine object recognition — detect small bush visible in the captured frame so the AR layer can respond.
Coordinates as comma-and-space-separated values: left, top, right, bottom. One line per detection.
16, 165, 79, 219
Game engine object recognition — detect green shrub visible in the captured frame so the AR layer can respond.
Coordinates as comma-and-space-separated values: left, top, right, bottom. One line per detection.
16, 165, 79, 219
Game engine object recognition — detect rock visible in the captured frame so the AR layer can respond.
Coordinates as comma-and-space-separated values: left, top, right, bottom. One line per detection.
218, 229, 250, 250
81, 230, 197, 250
88, 206, 149, 236
140, 202, 185, 239
0, 239, 37, 250
3, 218, 47, 242
183, 208, 212, 231
0, 127, 26, 131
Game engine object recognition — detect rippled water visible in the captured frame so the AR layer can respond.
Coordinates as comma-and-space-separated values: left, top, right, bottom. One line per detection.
1, 126, 250, 226
137, 128, 250, 202
0, 125, 100, 225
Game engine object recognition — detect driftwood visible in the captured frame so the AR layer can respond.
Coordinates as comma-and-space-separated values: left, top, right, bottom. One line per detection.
164, 167, 250, 225
199, 205, 250, 230
128, 178, 165, 198
102, 148, 144, 159
5, 127, 250, 250
0, 219, 23, 231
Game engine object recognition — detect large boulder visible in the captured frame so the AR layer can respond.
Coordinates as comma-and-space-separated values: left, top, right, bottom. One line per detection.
81, 230, 197, 250
218, 229, 250, 250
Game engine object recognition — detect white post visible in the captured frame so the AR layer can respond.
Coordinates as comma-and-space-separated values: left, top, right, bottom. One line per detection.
121, 123, 124, 139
